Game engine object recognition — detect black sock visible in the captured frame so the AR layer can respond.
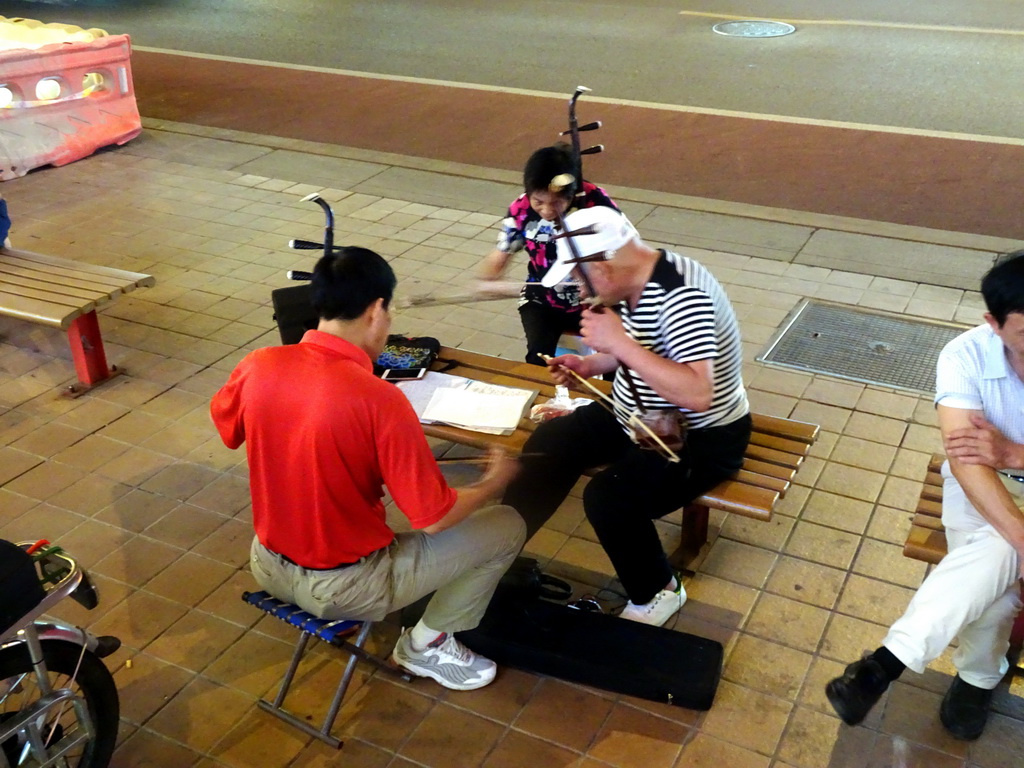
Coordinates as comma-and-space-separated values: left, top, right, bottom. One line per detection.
872, 646, 906, 681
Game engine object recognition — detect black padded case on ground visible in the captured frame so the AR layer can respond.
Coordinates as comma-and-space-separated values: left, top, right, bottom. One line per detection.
458, 588, 724, 710
271, 284, 317, 345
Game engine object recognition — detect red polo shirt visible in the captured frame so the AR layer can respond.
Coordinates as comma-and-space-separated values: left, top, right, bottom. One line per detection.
210, 330, 456, 568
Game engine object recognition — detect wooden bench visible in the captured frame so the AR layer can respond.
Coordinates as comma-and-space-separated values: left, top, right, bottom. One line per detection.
426, 347, 820, 566
904, 453, 1024, 652
0, 247, 154, 393
904, 453, 947, 564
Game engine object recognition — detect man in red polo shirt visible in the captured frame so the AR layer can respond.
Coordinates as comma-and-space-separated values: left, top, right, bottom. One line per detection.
211, 247, 525, 691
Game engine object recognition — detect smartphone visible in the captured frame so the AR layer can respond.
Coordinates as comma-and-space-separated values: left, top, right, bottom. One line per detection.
381, 367, 427, 381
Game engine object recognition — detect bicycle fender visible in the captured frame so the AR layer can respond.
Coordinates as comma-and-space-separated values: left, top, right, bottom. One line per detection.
29, 621, 120, 657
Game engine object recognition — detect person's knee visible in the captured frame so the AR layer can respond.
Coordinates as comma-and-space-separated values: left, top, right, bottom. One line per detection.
495, 504, 527, 552
475, 504, 527, 555
582, 473, 626, 526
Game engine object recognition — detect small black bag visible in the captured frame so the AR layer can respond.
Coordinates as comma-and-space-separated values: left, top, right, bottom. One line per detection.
0, 540, 46, 635
374, 335, 440, 376
494, 556, 572, 602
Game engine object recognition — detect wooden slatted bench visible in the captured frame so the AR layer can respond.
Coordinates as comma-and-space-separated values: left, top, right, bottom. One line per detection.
904, 453, 1024, 652
426, 347, 820, 566
904, 453, 947, 564
0, 246, 154, 393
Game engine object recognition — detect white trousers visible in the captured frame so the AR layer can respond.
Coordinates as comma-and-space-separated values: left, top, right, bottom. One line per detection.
884, 476, 1022, 689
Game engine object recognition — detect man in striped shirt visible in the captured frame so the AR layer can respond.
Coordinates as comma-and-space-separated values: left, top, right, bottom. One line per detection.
827, 251, 1024, 741
502, 206, 751, 627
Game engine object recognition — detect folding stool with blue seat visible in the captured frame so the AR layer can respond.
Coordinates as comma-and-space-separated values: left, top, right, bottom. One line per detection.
242, 590, 410, 748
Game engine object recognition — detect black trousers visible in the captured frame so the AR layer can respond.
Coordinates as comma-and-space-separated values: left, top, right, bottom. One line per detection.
502, 403, 752, 604
518, 302, 582, 367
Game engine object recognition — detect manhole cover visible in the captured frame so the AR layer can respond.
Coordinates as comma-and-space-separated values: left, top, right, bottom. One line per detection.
757, 300, 969, 394
712, 20, 796, 38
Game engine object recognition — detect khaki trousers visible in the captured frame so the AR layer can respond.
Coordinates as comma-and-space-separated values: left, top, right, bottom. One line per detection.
250, 504, 524, 633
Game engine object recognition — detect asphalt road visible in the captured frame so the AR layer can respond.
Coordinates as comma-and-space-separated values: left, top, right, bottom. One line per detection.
5, 0, 1023, 139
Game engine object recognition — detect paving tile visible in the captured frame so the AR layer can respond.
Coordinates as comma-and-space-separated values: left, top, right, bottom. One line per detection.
745, 593, 830, 653
514, 679, 615, 752
784, 521, 862, 570
719, 512, 795, 551
110, 729, 204, 768
92, 536, 184, 586
836, 574, 916, 627
852, 538, 927, 589
0, 503, 86, 543
144, 503, 231, 550
203, 631, 295, 698
3, 459, 88, 502
287, 737, 393, 768
586, 702, 688, 768
439, 666, 539, 724
764, 556, 847, 610
114, 651, 196, 725
722, 633, 813, 700
9, 421, 88, 457
775, 705, 877, 768
210, 708, 311, 768
90, 589, 189, 651
819, 614, 888, 664
479, 730, 580, 768
814, 463, 887, 504
865, 505, 914, 546
399, 701, 505, 768
700, 680, 792, 756
145, 552, 237, 607
843, 412, 909, 446
879, 682, 969, 760
700, 539, 778, 589
801, 490, 874, 534
828, 434, 897, 474
673, 732, 770, 768
865, 735, 964, 768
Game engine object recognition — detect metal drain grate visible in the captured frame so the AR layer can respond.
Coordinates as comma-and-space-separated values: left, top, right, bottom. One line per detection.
758, 300, 969, 394
712, 20, 796, 38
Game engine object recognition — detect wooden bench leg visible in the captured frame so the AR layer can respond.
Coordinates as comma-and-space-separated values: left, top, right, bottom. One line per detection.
669, 503, 710, 573
66, 311, 120, 393
1012, 583, 1024, 650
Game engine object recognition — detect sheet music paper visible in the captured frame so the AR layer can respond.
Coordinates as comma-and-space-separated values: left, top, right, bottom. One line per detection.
421, 387, 534, 431
396, 372, 470, 419
398, 372, 538, 434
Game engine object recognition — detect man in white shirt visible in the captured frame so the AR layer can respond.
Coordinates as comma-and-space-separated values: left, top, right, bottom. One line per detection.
826, 250, 1024, 740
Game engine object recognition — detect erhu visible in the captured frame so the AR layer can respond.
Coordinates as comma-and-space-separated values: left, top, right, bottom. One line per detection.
548, 88, 682, 463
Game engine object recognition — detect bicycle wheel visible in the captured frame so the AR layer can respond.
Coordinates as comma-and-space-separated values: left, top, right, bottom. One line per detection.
0, 639, 119, 768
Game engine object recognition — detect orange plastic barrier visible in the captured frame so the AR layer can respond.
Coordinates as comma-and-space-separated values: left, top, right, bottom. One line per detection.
0, 33, 142, 179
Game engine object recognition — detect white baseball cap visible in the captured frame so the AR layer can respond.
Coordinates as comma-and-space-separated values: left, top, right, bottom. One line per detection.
542, 207, 639, 288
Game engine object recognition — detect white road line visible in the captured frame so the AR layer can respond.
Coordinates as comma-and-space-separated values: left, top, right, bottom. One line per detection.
135, 46, 1024, 148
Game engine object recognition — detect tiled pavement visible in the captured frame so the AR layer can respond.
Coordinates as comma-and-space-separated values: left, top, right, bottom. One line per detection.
1, 122, 1023, 768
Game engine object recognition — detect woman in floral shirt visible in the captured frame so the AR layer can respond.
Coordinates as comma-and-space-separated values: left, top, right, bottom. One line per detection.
477, 144, 619, 365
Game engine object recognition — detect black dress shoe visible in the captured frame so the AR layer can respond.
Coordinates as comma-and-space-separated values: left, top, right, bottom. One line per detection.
940, 676, 993, 741
825, 656, 891, 725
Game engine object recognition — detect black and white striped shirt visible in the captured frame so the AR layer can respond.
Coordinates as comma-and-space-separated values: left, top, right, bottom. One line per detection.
611, 250, 748, 431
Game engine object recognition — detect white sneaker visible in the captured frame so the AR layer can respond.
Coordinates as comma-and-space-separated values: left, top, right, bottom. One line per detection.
391, 629, 497, 691
619, 576, 686, 627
